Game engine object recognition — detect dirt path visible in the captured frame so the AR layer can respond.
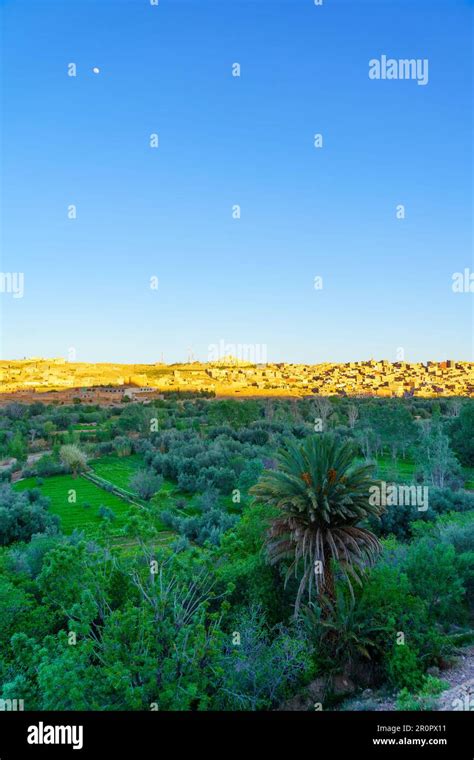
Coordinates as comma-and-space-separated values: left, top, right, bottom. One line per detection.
436, 646, 474, 711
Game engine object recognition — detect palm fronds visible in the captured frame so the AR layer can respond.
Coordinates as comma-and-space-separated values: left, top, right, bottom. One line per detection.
250, 434, 384, 613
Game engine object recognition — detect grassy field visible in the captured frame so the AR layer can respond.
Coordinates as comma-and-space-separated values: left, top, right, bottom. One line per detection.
15, 451, 472, 545
14, 454, 173, 539
375, 457, 473, 491
90, 453, 145, 492
90, 454, 205, 514
375, 457, 416, 480
15, 474, 133, 534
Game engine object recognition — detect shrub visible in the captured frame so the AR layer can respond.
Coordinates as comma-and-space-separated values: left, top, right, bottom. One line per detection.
59, 445, 88, 477
438, 514, 474, 554
36, 455, 64, 476
405, 537, 465, 623
98, 505, 116, 522
386, 644, 424, 691
113, 437, 133, 457
213, 607, 314, 710
94, 442, 114, 456
395, 676, 450, 711
129, 470, 163, 501
170, 536, 191, 553
447, 403, 474, 465
0, 486, 60, 546
370, 487, 474, 540
161, 500, 238, 547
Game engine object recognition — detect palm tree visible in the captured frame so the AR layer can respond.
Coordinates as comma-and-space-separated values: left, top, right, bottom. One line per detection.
250, 434, 383, 613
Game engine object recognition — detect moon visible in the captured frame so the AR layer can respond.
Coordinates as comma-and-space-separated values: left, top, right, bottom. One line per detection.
92, 67, 100, 74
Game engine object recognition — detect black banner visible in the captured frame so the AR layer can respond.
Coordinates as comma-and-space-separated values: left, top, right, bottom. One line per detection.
0, 710, 471, 758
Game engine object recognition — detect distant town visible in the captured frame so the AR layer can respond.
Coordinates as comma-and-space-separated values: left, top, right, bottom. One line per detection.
0, 357, 472, 404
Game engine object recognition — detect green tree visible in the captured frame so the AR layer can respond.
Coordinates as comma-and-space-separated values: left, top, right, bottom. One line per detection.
250, 435, 383, 612
43, 420, 56, 444
448, 402, 474, 466
417, 422, 461, 488
129, 469, 163, 500
9, 431, 27, 463
59, 444, 88, 477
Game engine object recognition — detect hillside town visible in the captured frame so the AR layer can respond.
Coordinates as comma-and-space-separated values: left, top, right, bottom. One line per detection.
0, 358, 472, 404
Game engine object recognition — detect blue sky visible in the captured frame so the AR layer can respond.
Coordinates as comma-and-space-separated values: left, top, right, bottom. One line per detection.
1, 0, 472, 364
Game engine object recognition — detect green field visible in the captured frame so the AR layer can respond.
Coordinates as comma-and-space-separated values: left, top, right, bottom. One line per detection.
375, 457, 417, 481
15, 474, 133, 534
90, 454, 203, 514
14, 453, 174, 539
90, 453, 145, 492
16, 450, 471, 545
369, 457, 473, 491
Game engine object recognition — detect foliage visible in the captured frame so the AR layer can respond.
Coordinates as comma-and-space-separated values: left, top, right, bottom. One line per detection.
416, 422, 462, 489
162, 491, 238, 546
214, 606, 314, 710
386, 644, 424, 690
0, 396, 471, 711
370, 487, 474, 540
128, 469, 163, 500
0, 485, 59, 546
395, 676, 450, 711
251, 435, 383, 611
448, 403, 474, 465
299, 591, 387, 674
404, 536, 466, 623
59, 445, 88, 477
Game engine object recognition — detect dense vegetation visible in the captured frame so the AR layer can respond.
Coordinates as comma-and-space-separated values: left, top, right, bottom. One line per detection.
0, 394, 472, 710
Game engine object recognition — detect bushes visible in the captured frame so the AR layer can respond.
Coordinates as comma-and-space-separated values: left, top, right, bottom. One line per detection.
112, 437, 133, 457
439, 514, 474, 554
129, 470, 163, 501
149, 428, 268, 495
0, 485, 60, 546
237, 459, 264, 496
23, 454, 66, 479
299, 592, 387, 677
428, 488, 474, 516
355, 528, 470, 682
161, 491, 238, 547
215, 501, 287, 624
404, 537, 465, 623
0, 396, 472, 712
348, 564, 431, 672
98, 505, 116, 522
93, 442, 115, 456
386, 644, 424, 691
35, 454, 66, 477
370, 487, 474, 540
448, 402, 474, 466
196, 466, 236, 494
395, 676, 450, 711
213, 607, 314, 710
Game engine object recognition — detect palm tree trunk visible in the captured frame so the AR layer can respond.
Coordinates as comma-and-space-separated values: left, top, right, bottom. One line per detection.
322, 544, 335, 603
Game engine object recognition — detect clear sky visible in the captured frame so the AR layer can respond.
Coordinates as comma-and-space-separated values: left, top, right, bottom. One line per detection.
1, 0, 472, 364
